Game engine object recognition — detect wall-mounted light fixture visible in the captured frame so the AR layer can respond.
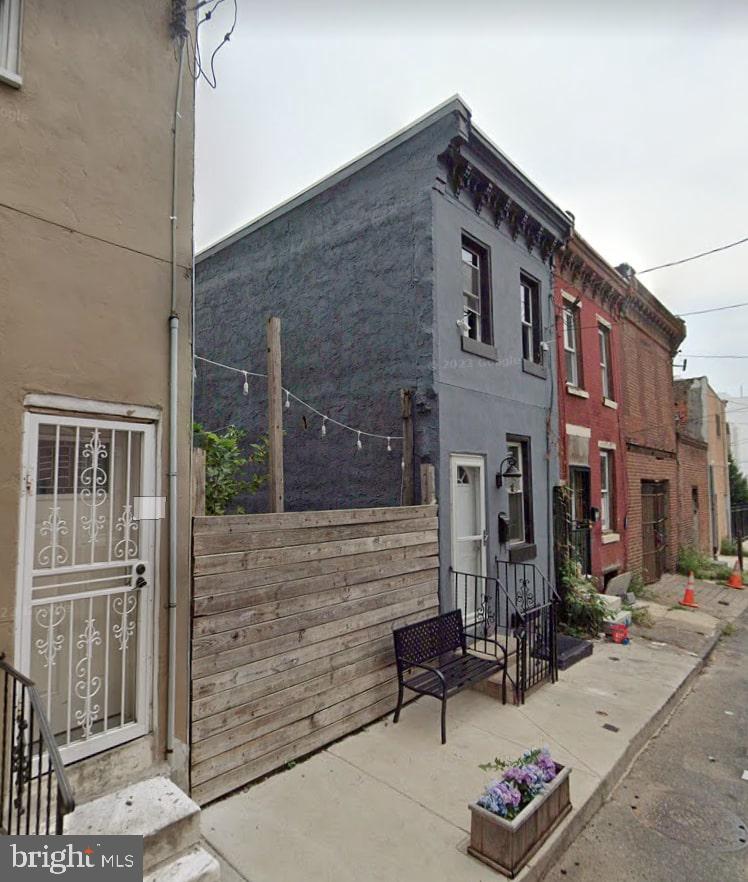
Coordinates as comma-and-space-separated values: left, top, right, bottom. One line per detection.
495, 454, 521, 490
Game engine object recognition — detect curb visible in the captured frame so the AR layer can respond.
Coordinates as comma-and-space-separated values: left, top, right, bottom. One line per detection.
521, 631, 722, 882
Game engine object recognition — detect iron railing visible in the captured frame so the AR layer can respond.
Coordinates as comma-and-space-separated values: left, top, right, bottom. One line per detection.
451, 566, 558, 704
0, 656, 75, 835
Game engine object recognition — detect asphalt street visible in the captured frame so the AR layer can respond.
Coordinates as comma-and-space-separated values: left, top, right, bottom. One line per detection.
549, 609, 748, 882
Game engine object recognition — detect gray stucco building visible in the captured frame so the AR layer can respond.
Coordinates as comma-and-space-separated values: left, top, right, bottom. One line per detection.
195, 96, 572, 605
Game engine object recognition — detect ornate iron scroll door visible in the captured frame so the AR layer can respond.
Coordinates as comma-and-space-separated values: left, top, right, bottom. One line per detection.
16, 413, 156, 764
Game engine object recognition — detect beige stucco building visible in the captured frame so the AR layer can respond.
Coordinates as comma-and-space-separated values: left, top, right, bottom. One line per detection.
0, 0, 194, 797
674, 377, 731, 553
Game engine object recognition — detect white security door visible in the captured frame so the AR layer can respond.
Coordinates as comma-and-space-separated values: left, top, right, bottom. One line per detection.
450, 455, 487, 623
16, 414, 156, 763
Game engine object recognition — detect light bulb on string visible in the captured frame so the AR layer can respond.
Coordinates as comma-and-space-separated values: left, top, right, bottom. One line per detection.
321, 417, 327, 437
356, 431, 362, 450
242, 372, 249, 396
386, 437, 392, 452
284, 390, 290, 409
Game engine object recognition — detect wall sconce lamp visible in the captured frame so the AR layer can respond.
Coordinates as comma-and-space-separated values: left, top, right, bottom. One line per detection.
496, 455, 521, 490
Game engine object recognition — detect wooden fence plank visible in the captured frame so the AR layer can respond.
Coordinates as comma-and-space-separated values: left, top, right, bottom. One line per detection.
192, 567, 439, 638
193, 554, 439, 616
191, 604, 439, 702
192, 578, 437, 660
193, 517, 438, 556
193, 505, 437, 534
192, 694, 395, 805
193, 529, 438, 577
193, 543, 438, 598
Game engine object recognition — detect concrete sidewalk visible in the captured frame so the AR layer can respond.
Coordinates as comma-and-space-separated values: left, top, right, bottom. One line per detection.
201, 602, 734, 882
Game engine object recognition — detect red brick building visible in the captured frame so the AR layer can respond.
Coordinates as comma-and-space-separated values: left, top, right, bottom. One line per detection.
554, 234, 628, 586
618, 272, 686, 582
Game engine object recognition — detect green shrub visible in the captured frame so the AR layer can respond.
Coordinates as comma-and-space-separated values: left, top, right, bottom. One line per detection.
677, 546, 731, 582
558, 558, 607, 638
720, 537, 737, 556
193, 423, 269, 515
631, 607, 654, 628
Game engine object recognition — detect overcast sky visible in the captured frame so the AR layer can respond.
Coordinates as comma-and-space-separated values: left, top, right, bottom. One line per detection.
194, 1, 748, 430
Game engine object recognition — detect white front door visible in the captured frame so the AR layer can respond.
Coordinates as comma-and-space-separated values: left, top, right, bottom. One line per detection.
16, 413, 156, 763
450, 455, 487, 622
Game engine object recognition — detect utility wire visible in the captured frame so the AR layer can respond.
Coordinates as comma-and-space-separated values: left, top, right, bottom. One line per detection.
677, 302, 748, 317
637, 235, 748, 275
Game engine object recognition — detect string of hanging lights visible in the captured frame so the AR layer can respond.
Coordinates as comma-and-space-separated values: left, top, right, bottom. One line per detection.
194, 355, 403, 451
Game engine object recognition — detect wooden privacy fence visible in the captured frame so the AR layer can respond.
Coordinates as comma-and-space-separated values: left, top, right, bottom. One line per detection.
190, 504, 439, 804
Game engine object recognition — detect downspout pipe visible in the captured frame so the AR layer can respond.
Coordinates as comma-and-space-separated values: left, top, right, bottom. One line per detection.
167, 38, 186, 756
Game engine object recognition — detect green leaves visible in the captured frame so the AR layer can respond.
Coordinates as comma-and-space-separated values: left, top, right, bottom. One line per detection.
193, 422, 269, 515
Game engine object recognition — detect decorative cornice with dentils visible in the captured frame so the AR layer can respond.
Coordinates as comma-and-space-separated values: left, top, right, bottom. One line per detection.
556, 246, 626, 317
440, 142, 565, 265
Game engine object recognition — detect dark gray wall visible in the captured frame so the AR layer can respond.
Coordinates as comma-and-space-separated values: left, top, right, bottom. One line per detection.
431, 179, 563, 600
195, 116, 458, 512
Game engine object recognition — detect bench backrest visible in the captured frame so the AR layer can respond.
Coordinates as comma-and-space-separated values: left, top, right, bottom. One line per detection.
393, 610, 465, 668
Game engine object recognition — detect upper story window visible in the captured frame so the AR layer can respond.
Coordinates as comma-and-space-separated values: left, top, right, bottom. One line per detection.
598, 324, 614, 400
461, 235, 493, 344
521, 274, 542, 365
563, 303, 582, 387
0, 0, 23, 87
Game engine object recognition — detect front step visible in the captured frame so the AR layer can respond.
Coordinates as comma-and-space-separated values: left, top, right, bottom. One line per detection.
65, 776, 200, 872
145, 846, 220, 882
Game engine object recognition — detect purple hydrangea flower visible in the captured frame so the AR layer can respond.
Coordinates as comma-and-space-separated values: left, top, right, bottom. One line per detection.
536, 748, 557, 783
477, 779, 522, 817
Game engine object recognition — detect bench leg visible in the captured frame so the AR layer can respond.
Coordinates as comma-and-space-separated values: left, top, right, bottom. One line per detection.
393, 681, 404, 724
441, 695, 447, 745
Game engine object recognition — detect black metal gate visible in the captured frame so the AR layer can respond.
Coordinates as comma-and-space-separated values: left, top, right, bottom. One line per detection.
642, 480, 669, 583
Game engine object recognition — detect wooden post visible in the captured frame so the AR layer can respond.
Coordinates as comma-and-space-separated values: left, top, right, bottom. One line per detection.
420, 462, 436, 505
401, 389, 414, 506
267, 316, 285, 513
191, 447, 206, 516
738, 533, 744, 574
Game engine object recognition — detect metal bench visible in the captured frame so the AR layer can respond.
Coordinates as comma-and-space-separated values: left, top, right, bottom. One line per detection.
392, 609, 506, 744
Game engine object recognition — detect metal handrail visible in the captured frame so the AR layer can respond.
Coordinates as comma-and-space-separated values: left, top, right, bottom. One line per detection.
0, 655, 75, 834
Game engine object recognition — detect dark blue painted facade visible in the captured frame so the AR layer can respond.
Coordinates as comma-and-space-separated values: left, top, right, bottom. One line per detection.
195, 98, 572, 602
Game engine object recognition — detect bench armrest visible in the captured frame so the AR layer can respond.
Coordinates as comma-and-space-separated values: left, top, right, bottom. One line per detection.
397, 657, 447, 690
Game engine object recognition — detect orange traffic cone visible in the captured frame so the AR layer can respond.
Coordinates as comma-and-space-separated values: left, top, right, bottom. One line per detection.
679, 572, 699, 608
725, 560, 744, 590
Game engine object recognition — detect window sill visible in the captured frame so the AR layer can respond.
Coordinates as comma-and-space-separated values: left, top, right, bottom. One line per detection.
461, 335, 498, 361
0, 66, 22, 89
566, 385, 589, 399
522, 359, 547, 380
508, 542, 537, 563
601, 532, 620, 545
603, 398, 618, 410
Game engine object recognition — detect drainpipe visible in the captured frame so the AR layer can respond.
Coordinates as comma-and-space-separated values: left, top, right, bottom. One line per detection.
167, 38, 186, 756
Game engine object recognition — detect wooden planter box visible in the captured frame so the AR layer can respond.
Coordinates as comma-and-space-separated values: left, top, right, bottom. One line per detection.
468, 765, 571, 878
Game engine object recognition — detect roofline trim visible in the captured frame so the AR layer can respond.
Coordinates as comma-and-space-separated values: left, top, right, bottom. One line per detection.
197, 94, 471, 262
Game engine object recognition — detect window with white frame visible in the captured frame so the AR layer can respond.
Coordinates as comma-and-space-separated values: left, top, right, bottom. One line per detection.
563, 303, 581, 387
0, 0, 23, 85
600, 450, 615, 531
599, 324, 614, 399
521, 274, 542, 364
461, 236, 493, 344
506, 439, 533, 544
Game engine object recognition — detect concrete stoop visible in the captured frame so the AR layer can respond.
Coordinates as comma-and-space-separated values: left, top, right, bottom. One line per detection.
65, 775, 218, 882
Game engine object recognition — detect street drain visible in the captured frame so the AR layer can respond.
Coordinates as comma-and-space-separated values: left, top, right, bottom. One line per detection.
635, 787, 748, 852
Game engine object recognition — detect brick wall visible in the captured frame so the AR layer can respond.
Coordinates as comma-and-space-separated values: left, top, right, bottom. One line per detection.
676, 434, 710, 554
554, 236, 628, 583
621, 299, 683, 580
